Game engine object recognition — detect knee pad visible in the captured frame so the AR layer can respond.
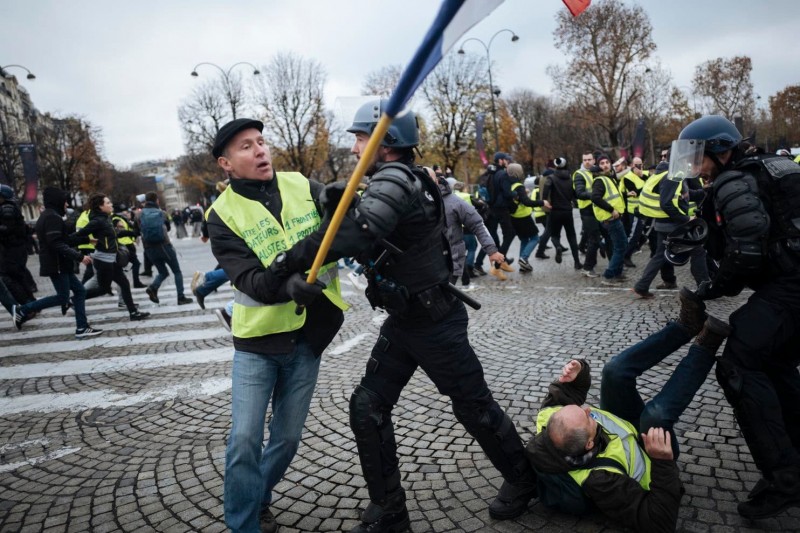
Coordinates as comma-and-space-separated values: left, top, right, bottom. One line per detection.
452, 392, 503, 433
349, 385, 388, 433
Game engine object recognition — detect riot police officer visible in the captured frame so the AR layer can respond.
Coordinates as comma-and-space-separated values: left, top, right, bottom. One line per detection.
287, 100, 536, 531
674, 115, 800, 519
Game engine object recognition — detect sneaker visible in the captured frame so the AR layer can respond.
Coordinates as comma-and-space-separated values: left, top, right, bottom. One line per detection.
600, 277, 623, 286
656, 281, 678, 290
581, 268, 599, 278
472, 265, 487, 276
518, 258, 532, 272
193, 289, 206, 310
129, 310, 151, 321
555, 248, 563, 264
177, 296, 193, 305
215, 308, 232, 331
190, 271, 205, 293
489, 479, 538, 520
623, 258, 636, 268
146, 286, 159, 304
505, 257, 515, 266
118, 301, 127, 309
12, 304, 27, 330
75, 326, 104, 339
534, 253, 550, 260
632, 288, 655, 299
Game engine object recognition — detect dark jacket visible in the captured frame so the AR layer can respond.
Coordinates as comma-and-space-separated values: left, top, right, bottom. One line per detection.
542, 169, 575, 212
525, 360, 682, 533
72, 211, 136, 253
36, 188, 86, 276
490, 168, 514, 209
0, 199, 27, 248
206, 174, 342, 357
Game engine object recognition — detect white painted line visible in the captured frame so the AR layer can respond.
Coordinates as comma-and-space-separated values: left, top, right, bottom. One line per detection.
2, 347, 231, 380
0, 437, 51, 453
0, 376, 231, 415
0, 314, 220, 342
328, 333, 371, 356
0, 446, 82, 473
1, 328, 230, 359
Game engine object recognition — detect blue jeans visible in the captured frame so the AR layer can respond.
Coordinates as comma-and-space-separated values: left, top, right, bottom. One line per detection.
602, 218, 626, 279
224, 339, 321, 533
600, 321, 716, 457
519, 234, 540, 261
145, 244, 185, 299
196, 268, 229, 297
20, 272, 88, 330
463, 233, 477, 268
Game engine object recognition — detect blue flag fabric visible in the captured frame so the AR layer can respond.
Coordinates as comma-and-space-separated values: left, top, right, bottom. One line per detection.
385, 0, 503, 118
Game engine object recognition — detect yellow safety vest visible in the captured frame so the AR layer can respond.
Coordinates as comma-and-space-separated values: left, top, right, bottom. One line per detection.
76, 210, 95, 251
208, 173, 348, 339
112, 215, 135, 246
572, 168, 594, 210
537, 406, 652, 490
455, 191, 472, 204
592, 175, 625, 222
794, 154, 800, 164
637, 171, 672, 219
510, 182, 533, 218
621, 170, 645, 214
531, 187, 545, 218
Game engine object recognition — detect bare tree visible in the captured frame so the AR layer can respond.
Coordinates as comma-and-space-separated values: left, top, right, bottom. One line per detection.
548, 0, 657, 155
361, 65, 402, 98
420, 52, 490, 172
692, 56, 754, 121
36, 115, 103, 200
253, 52, 329, 179
629, 62, 675, 164
178, 76, 248, 155
504, 89, 551, 172
768, 84, 800, 149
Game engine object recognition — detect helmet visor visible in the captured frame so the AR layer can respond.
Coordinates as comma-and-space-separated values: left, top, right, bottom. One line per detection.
668, 139, 705, 182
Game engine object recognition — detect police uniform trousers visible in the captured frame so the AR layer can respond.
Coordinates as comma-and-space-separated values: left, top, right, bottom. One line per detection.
349, 300, 530, 503
716, 274, 800, 477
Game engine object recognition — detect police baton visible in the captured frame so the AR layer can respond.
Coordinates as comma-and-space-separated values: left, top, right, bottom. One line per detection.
444, 283, 481, 310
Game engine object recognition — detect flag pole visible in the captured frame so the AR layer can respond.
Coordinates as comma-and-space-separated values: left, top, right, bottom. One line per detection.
295, 114, 391, 314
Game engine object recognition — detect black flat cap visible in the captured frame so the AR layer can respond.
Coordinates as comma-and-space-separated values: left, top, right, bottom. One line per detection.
212, 118, 264, 158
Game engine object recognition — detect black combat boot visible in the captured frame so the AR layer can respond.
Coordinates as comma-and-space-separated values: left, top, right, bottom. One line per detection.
677, 287, 706, 336
351, 488, 409, 533
739, 466, 800, 519
488, 477, 538, 520
693, 315, 732, 353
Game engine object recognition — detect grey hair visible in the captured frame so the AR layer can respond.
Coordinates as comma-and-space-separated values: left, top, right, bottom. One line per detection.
548, 410, 591, 457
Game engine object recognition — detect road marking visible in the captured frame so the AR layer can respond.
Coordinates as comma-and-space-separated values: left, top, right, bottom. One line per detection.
328, 333, 371, 356
0, 446, 82, 473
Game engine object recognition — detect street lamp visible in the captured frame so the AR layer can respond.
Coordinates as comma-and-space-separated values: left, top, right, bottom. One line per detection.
0, 64, 36, 80
190, 62, 260, 119
457, 29, 520, 154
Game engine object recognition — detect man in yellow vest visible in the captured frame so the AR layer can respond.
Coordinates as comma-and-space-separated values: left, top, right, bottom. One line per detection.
621, 156, 648, 267
284, 99, 537, 530
573, 152, 602, 277
206, 118, 348, 533
525, 288, 733, 531
591, 154, 627, 285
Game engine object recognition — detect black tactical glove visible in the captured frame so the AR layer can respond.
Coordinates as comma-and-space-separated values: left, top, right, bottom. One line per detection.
695, 280, 722, 301
319, 181, 360, 219
284, 272, 326, 307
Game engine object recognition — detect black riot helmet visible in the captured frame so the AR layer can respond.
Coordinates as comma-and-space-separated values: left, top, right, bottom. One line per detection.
347, 99, 419, 148
664, 218, 709, 266
678, 115, 742, 154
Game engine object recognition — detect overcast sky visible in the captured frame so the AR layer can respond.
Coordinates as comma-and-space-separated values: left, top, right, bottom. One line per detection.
3, 0, 798, 167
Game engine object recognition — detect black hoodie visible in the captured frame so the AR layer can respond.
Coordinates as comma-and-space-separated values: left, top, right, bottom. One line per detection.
36, 188, 85, 276
542, 168, 576, 211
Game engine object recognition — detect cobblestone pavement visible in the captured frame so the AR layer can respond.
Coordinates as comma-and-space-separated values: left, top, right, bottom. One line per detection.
2, 235, 799, 533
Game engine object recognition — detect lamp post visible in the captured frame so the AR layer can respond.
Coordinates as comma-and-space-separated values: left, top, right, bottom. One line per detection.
457, 29, 519, 154
0, 64, 36, 81
190, 62, 260, 119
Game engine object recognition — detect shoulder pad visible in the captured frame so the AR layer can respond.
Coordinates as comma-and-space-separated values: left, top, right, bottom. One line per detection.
371, 162, 417, 195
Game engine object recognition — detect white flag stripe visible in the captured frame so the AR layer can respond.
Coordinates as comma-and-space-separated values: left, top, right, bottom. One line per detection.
2, 347, 231, 380
2, 328, 230, 359
0, 314, 220, 342
441, 0, 504, 53
0, 377, 232, 416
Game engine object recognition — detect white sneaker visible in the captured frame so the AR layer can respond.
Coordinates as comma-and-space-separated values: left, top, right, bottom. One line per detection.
191, 271, 205, 293
75, 326, 104, 339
